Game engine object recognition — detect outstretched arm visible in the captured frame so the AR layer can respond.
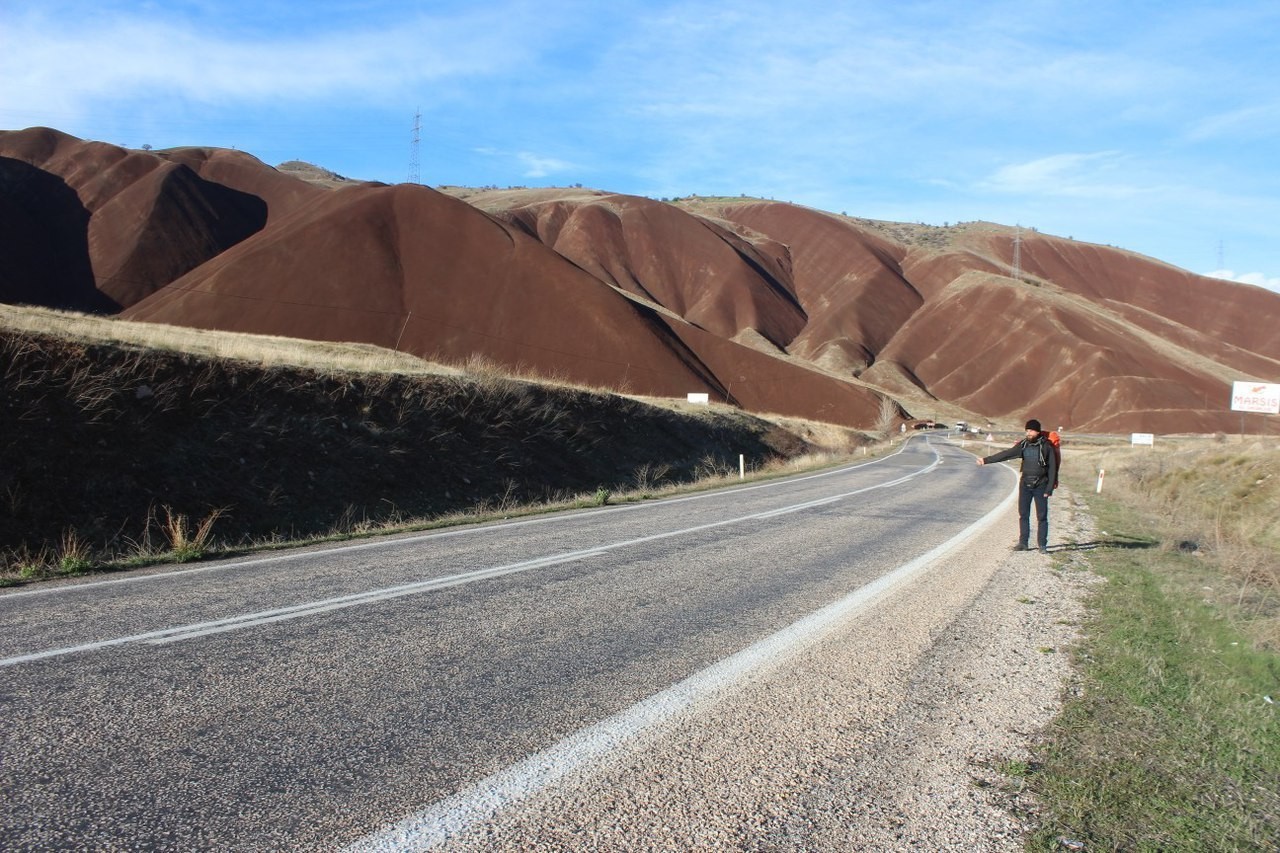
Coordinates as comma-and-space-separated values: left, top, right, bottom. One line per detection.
979, 444, 1021, 466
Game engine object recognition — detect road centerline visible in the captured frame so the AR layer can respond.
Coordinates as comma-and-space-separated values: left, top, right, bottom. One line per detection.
0, 449, 944, 669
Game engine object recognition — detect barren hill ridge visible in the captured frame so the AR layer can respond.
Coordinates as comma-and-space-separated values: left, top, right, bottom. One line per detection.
3, 126, 1278, 435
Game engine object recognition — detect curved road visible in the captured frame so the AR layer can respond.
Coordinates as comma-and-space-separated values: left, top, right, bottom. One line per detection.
0, 436, 1014, 850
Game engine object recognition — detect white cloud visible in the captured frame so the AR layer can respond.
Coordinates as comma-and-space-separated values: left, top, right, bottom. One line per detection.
1187, 103, 1280, 141
3, 0, 1277, 287
0, 6, 529, 115
980, 152, 1148, 200
1206, 269, 1280, 293
473, 147, 574, 180
517, 152, 573, 179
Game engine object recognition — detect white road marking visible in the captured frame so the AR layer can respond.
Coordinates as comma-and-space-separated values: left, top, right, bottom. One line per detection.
345, 470, 1018, 852
0, 449, 945, 669
1, 439, 924, 600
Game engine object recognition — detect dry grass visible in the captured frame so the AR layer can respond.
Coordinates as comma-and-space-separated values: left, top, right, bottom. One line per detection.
1071, 438, 1280, 647
1, 303, 458, 378
160, 506, 227, 563
2, 304, 876, 445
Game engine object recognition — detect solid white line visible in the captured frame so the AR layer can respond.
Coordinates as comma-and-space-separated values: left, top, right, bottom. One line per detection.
0, 549, 603, 666
344, 466, 1018, 852
0, 452, 943, 668
1, 439, 926, 600
146, 549, 612, 645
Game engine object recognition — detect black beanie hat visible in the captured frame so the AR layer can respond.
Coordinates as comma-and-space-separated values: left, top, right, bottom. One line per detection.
1025, 419, 1042, 432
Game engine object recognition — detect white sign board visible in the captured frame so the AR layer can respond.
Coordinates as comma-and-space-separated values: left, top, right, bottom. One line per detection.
686, 393, 710, 405
1230, 381, 1280, 414
1131, 433, 1155, 446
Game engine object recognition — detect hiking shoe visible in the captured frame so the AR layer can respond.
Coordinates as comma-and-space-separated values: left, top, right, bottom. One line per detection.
1038, 547, 1050, 554
1013, 544, 1031, 551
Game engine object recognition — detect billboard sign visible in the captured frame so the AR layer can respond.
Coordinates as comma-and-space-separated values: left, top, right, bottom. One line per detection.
1230, 381, 1280, 414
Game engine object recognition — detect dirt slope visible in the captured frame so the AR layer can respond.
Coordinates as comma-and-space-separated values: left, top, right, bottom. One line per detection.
0, 324, 822, 564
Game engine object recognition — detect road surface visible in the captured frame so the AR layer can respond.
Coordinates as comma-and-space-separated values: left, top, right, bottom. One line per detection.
0, 435, 1090, 850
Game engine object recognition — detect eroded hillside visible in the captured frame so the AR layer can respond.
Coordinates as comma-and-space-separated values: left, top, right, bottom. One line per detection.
4, 126, 1279, 435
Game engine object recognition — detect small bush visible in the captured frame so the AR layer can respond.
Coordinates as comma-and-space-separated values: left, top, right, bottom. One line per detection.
57, 529, 93, 574
161, 506, 226, 563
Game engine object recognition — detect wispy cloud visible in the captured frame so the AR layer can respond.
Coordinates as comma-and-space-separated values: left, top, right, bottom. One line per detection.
1187, 103, 1280, 141
474, 147, 575, 179
0, 5, 531, 114
979, 153, 1149, 200
1206, 270, 1280, 293
516, 152, 574, 178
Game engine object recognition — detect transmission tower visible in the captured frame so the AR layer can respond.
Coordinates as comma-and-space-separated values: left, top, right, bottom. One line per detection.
408, 109, 421, 185
1012, 225, 1022, 281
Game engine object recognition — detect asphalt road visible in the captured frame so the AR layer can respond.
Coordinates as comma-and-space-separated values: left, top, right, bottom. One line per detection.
0, 435, 1014, 850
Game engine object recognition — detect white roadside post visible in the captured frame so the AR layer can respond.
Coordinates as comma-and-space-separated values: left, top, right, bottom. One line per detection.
739, 454, 745, 479
1096, 469, 1106, 494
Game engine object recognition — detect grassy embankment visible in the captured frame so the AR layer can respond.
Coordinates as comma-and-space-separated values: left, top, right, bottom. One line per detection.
1, 305, 884, 584
1027, 440, 1279, 850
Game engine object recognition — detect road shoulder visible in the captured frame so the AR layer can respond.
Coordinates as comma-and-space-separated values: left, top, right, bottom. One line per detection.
437, 487, 1100, 851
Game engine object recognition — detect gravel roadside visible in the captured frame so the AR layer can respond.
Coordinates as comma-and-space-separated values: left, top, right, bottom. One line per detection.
426, 485, 1100, 852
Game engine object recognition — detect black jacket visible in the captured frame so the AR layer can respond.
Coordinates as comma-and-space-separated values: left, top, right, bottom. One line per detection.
982, 435, 1057, 494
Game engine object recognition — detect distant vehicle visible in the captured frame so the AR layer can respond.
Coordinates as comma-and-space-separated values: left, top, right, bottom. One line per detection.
955, 421, 968, 432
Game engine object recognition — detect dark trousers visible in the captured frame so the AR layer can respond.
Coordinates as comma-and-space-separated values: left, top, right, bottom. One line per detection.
1018, 482, 1050, 549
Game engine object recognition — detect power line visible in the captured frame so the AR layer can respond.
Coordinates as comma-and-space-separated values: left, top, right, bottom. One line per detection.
1012, 225, 1022, 281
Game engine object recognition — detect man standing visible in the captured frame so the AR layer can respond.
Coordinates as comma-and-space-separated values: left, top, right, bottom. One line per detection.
977, 419, 1057, 553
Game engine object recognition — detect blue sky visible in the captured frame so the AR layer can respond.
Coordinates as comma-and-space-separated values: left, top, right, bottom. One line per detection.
4, 0, 1278, 291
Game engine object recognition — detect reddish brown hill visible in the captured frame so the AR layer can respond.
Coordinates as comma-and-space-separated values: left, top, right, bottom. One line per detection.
690, 202, 924, 374
1, 151, 106, 311
899, 228, 1280, 431
122, 183, 728, 397
464, 189, 806, 350
4, 128, 1279, 434
865, 272, 1238, 432
155, 146, 328, 224
121, 182, 886, 426
1, 127, 268, 308
953, 229, 1280, 359
674, 202, 1280, 433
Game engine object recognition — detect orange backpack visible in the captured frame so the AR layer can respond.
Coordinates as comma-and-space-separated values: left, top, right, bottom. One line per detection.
1046, 430, 1062, 490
